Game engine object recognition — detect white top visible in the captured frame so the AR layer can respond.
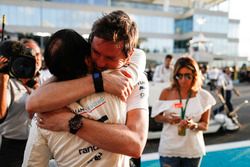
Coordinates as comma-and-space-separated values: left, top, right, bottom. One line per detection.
153, 64, 173, 83
217, 73, 233, 90
0, 79, 30, 140
151, 89, 216, 158
207, 68, 221, 80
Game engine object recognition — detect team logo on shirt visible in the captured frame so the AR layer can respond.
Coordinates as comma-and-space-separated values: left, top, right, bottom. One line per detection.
79, 145, 99, 155
87, 152, 103, 164
73, 97, 106, 114
137, 81, 146, 98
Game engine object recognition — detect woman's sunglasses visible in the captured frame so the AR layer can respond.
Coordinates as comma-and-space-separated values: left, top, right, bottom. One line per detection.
175, 73, 193, 80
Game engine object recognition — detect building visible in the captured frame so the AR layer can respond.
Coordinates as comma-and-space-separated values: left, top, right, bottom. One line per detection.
0, 0, 247, 67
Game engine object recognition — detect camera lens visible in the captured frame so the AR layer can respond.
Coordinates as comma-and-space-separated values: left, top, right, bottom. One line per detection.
9, 56, 35, 78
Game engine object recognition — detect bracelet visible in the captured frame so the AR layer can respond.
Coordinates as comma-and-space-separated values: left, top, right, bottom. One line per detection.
92, 71, 104, 93
194, 123, 199, 130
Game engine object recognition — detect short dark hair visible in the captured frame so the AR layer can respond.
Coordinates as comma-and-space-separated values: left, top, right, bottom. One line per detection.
165, 54, 173, 60
44, 29, 91, 81
89, 10, 138, 58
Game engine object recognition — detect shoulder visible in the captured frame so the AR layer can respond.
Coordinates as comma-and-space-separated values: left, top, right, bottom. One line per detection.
160, 87, 175, 100
197, 88, 216, 105
199, 88, 211, 96
133, 48, 146, 57
198, 88, 214, 99
161, 87, 172, 94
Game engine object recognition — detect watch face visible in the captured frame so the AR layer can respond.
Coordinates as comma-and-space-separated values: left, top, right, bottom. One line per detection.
72, 119, 82, 130
69, 114, 83, 134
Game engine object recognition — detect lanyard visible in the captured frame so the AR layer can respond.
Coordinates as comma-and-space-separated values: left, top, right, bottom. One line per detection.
177, 89, 191, 119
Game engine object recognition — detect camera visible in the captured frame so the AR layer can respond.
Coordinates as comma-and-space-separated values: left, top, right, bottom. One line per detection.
0, 40, 36, 79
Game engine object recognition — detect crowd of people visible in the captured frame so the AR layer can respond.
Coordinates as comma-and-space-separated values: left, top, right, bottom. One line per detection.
0, 9, 245, 167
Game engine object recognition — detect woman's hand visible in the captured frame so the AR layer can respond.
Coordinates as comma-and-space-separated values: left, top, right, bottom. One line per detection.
179, 119, 188, 128
164, 113, 181, 125
186, 119, 198, 130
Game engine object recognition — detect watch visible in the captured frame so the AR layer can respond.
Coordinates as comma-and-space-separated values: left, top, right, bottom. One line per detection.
68, 114, 83, 134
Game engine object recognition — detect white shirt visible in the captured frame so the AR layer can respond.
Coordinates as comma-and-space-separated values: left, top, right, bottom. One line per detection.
153, 64, 173, 83
217, 73, 233, 90
151, 89, 216, 158
38, 69, 52, 85
207, 68, 221, 80
27, 93, 128, 167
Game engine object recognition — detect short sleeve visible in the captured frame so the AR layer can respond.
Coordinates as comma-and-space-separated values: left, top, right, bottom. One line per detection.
126, 74, 149, 112
198, 89, 216, 112
151, 100, 172, 118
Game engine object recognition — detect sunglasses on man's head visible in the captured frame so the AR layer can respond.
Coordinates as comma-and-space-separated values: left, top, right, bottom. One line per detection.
175, 73, 193, 80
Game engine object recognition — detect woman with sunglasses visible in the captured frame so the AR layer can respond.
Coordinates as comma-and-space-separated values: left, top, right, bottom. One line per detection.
152, 56, 216, 167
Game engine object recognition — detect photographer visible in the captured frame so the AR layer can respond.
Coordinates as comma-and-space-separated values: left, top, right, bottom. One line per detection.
0, 40, 36, 167
21, 38, 52, 86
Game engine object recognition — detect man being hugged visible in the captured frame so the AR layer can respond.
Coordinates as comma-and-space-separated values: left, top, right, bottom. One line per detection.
26, 10, 149, 166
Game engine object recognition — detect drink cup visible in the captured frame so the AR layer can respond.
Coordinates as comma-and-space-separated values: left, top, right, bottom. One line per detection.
178, 124, 186, 136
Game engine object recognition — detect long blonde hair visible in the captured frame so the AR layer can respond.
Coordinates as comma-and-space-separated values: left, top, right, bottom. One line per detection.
172, 56, 202, 92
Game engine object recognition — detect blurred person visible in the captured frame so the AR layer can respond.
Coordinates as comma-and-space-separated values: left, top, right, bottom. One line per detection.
207, 67, 221, 91
151, 56, 216, 167
217, 66, 240, 115
153, 54, 173, 83
21, 39, 42, 75
239, 63, 247, 82
20, 39, 53, 167
145, 64, 154, 81
200, 64, 209, 89
21, 38, 52, 86
26, 10, 149, 166
0, 40, 37, 167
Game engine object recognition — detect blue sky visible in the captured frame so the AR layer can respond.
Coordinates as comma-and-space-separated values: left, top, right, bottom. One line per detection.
229, 0, 250, 60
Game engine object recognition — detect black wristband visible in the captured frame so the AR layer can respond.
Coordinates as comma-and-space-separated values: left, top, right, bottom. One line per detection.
92, 71, 104, 93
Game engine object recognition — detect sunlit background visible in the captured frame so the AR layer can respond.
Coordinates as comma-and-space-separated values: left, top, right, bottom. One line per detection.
230, 0, 250, 60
